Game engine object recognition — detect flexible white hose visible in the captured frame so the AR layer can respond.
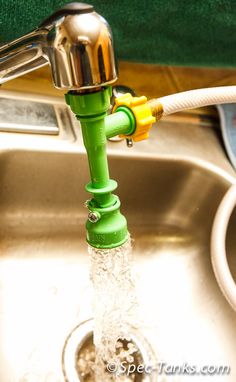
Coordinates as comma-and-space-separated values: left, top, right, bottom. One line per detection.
152, 85, 236, 310
211, 184, 236, 311
158, 86, 236, 116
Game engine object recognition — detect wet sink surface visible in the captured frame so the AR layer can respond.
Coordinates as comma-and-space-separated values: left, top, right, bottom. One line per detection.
0, 146, 236, 381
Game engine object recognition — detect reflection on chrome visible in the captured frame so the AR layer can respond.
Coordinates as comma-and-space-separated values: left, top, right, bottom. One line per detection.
0, 3, 117, 90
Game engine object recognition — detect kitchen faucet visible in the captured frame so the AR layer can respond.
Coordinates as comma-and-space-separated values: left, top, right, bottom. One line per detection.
0, 2, 117, 90
0, 2, 155, 249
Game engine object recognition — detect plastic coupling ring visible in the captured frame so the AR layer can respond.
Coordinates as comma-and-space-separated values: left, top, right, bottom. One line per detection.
112, 93, 156, 142
86, 195, 129, 249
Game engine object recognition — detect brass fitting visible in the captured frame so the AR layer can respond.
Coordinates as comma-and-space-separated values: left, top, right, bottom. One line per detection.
147, 99, 164, 121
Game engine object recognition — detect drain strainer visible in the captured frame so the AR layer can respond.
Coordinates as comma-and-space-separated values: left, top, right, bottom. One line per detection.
62, 319, 157, 381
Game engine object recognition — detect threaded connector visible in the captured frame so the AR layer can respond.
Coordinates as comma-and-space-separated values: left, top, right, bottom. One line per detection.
112, 93, 156, 142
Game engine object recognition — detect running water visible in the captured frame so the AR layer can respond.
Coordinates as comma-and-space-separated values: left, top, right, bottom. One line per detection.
89, 238, 139, 381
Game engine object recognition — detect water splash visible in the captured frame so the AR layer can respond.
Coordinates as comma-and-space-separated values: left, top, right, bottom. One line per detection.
89, 238, 140, 380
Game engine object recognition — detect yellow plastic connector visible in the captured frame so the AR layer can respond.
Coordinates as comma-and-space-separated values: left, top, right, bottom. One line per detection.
112, 93, 156, 142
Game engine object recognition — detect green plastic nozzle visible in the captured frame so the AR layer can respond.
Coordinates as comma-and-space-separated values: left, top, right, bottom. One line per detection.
65, 87, 132, 249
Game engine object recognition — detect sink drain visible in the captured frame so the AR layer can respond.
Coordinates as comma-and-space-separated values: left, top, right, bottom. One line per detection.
62, 319, 157, 381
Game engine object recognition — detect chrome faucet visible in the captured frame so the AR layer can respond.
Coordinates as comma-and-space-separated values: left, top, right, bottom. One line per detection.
0, 2, 117, 91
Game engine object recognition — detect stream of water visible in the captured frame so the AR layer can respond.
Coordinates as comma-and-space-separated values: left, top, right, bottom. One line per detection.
89, 238, 140, 381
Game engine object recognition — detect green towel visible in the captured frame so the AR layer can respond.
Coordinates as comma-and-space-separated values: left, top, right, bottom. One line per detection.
1, 0, 236, 67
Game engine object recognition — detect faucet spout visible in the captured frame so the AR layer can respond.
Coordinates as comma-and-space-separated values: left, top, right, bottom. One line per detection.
0, 29, 49, 84
0, 2, 117, 91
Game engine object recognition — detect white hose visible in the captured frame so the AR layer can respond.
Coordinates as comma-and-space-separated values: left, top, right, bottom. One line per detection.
157, 86, 236, 116
211, 184, 236, 311
152, 85, 236, 310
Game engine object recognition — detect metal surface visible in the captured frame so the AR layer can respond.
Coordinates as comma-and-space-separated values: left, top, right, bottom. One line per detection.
62, 319, 157, 381
0, 4, 117, 90
217, 104, 236, 170
0, 89, 76, 141
0, 97, 59, 135
126, 138, 133, 147
0, 112, 235, 381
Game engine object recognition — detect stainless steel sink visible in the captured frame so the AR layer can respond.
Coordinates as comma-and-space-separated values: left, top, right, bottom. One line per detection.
0, 91, 235, 382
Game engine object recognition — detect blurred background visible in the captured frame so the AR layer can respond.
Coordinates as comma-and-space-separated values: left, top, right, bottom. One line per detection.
1, 0, 236, 103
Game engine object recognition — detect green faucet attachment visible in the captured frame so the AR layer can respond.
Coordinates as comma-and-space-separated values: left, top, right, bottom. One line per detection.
65, 87, 130, 249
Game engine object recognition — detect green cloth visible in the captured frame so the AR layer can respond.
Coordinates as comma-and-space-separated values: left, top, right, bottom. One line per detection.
1, 0, 236, 67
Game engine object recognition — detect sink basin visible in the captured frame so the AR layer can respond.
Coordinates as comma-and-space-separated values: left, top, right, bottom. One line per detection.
0, 99, 235, 381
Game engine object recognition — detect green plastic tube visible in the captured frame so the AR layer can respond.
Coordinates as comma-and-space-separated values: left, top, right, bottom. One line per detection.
65, 87, 130, 249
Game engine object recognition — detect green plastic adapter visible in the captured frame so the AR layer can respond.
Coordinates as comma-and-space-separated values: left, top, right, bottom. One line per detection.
65, 87, 135, 249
